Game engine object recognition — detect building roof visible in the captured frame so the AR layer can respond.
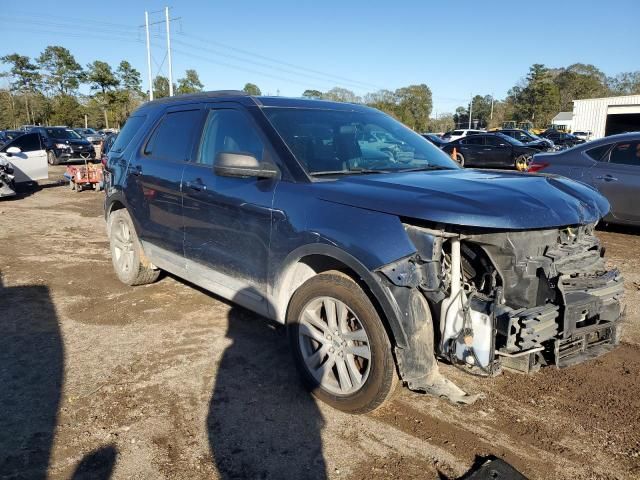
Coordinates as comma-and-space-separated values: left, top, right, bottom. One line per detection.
552, 112, 573, 122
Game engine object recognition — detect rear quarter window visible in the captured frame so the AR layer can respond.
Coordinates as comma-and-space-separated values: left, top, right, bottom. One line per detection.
111, 115, 147, 154
585, 144, 611, 161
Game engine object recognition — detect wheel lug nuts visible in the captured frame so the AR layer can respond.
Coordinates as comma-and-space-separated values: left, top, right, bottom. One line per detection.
326, 334, 332, 340
329, 347, 335, 353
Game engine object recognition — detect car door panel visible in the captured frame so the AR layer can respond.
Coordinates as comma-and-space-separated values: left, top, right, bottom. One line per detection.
182, 105, 277, 310
589, 140, 640, 223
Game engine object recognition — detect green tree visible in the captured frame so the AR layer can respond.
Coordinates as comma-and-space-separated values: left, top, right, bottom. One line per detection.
608, 71, 640, 95
176, 69, 204, 95
513, 64, 560, 128
85, 61, 119, 128
242, 83, 261, 95
364, 89, 398, 117
552, 63, 608, 111
302, 89, 323, 98
117, 60, 142, 93
324, 87, 360, 103
37, 46, 83, 95
153, 76, 171, 98
1, 54, 42, 126
49, 94, 83, 126
394, 84, 432, 131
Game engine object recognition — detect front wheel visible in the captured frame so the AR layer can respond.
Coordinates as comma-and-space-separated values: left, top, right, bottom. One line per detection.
515, 154, 531, 171
47, 151, 59, 165
287, 272, 397, 413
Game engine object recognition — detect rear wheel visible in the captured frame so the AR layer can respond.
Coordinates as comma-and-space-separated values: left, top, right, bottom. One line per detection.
107, 209, 160, 286
47, 151, 59, 165
454, 152, 465, 167
287, 272, 397, 413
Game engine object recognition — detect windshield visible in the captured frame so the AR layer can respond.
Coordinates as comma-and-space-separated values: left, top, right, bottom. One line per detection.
46, 128, 82, 139
76, 128, 97, 135
264, 108, 459, 175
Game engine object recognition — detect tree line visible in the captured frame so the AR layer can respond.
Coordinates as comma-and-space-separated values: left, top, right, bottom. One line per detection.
2, 45, 639, 133
453, 63, 640, 130
0, 45, 206, 130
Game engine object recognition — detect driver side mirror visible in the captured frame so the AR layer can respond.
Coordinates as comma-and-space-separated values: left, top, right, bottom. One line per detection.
5, 146, 21, 156
214, 152, 279, 179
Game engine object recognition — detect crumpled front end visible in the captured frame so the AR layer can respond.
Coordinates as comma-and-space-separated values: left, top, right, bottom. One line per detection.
379, 222, 624, 392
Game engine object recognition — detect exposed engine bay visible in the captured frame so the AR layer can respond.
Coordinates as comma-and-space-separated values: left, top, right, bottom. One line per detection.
378, 222, 624, 401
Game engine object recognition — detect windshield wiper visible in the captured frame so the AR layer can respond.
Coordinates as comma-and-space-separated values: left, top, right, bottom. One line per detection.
310, 168, 388, 176
395, 165, 452, 173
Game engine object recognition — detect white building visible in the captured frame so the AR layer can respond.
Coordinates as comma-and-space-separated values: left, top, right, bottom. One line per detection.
551, 112, 573, 131
571, 94, 640, 140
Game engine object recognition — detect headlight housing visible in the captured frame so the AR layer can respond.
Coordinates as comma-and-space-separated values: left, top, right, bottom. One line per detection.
55, 143, 70, 149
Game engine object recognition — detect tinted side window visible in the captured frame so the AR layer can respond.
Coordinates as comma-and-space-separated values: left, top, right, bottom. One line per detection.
111, 115, 147, 153
198, 109, 264, 166
463, 136, 484, 145
145, 110, 200, 161
609, 141, 640, 166
3, 133, 42, 152
485, 136, 505, 146
586, 144, 611, 161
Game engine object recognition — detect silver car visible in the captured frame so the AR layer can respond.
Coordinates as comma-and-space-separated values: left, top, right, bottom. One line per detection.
73, 128, 103, 146
528, 132, 640, 226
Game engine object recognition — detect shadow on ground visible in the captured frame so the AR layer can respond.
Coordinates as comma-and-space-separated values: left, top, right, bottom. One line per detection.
207, 289, 327, 479
0, 273, 117, 479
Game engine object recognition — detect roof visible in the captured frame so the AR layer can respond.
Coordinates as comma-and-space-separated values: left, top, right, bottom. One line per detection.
552, 112, 573, 122
135, 90, 375, 113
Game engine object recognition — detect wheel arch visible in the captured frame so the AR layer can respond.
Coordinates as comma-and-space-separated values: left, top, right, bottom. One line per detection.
272, 244, 409, 349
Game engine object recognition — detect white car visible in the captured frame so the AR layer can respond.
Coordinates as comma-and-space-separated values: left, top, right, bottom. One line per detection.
442, 129, 484, 142
0, 131, 48, 197
572, 131, 592, 141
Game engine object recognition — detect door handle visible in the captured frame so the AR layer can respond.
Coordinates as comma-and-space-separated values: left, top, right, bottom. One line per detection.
596, 174, 618, 182
186, 179, 207, 191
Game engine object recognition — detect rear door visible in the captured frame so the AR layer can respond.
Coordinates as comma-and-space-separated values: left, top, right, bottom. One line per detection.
459, 135, 484, 165
591, 140, 640, 223
0, 132, 47, 182
181, 104, 279, 313
484, 135, 512, 166
124, 106, 203, 258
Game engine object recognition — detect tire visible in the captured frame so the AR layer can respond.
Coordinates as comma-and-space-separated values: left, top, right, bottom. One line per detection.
287, 271, 397, 414
107, 209, 160, 286
455, 152, 465, 167
515, 154, 531, 172
47, 151, 59, 166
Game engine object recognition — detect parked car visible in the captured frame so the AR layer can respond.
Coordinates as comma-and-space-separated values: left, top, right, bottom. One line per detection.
104, 92, 623, 413
441, 132, 539, 169
441, 129, 483, 142
528, 132, 640, 226
497, 129, 556, 151
539, 129, 585, 149
421, 133, 447, 148
0, 130, 24, 149
100, 132, 118, 164
73, 128, 104, 146
31, 127, 96, 165
0, 130, 49, 193
573, 131, 592, 141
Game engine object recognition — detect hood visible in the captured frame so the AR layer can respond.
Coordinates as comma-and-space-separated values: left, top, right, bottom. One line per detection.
312, 169, 609, 230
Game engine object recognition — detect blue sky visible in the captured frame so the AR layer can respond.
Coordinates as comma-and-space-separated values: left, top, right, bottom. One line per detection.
1, 0, 639, 113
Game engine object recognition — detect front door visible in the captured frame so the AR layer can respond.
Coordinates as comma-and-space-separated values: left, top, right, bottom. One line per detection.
123, 107, 203, 257
484, 136, 512, 167
0, 132, 48, 182
590, 139, 640, 223
181, 106, 278, 314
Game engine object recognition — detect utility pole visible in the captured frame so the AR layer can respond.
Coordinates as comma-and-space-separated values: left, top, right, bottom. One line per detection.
165, 7, 174, 97
490, 94, 494, 120
468, 95, 473, 129
84, 114, 88, 129
145, 11, 153, 101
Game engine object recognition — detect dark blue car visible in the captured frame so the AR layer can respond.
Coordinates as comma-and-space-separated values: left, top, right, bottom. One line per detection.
104, 92, 624, 413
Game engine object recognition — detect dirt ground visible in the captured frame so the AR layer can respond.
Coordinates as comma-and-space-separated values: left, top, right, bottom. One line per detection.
1, 167, 639, 480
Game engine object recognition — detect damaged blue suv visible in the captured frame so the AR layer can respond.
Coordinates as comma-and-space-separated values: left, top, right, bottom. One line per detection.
104, 92, 624, 413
